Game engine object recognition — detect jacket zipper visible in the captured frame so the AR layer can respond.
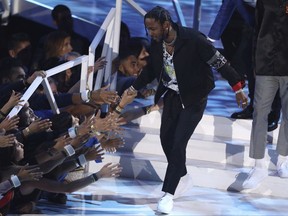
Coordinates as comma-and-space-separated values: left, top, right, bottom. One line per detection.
179, 93, 185, 109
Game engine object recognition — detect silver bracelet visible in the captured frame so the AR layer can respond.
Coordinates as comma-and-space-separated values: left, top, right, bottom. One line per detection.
68, 127, 77, 138
77, 154, 87, 167
10, 175, 21, 188
64, 145, 75, 156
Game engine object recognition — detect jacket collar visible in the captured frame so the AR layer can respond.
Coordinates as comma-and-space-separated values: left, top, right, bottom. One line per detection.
152, 24, 189, 55
171, 24, 188, 55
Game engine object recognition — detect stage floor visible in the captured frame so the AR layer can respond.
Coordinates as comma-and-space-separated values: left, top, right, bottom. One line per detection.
34, 177, 288, 215
7, 1, 285, 215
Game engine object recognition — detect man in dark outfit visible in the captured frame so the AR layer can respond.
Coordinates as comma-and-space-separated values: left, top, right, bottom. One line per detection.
120, 6, 248, 214
208, 0, 281, 132
242, 0, 288, 189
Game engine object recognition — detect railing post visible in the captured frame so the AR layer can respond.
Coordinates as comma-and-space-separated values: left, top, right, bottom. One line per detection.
124, 0, 146, 16
79, 54, 89, 93
112, 0, 122, 60
42, 78, 60, 114
193, 0, 202, 30
172, 0, 187, 26
94, 17, 115, 90
88, 8, 116, 90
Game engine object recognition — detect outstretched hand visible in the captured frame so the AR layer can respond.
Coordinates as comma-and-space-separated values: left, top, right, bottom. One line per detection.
2, 90, 23, 113
28, 118, 52, 133
0, 134, 16, 148
91, 85, 119, 105
100, 136, 124, 153
84, 145, 105, 161
96, 163, 122, 179
26, 70, 47, 84
0, 116, 19, 131
17, 164, 43, 182
118, 87, 137, 108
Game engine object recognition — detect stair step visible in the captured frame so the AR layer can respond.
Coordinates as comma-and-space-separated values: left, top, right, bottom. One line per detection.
120, 125, 278, 168
89, 152, 288, 198
88, 113, 283, 198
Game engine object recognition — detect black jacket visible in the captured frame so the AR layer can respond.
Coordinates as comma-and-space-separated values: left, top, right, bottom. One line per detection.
132, 24, 242, 108
254, 0, 288, 76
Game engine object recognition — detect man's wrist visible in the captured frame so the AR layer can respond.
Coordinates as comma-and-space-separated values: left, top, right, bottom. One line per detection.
114, 105, 123, 114
92, 173, 99, 182
0, 109, 7, 117
235, 89, 243, 94
22, 127, 30, 137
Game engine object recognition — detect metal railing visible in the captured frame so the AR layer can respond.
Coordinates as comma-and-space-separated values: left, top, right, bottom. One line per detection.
8, 56, 89, 117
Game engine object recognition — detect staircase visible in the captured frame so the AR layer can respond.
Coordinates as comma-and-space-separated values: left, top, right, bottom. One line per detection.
89, 108, 288, 198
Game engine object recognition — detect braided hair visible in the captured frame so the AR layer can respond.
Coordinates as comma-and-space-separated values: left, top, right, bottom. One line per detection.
144, 6, 176, 38
144, 6, 172, 25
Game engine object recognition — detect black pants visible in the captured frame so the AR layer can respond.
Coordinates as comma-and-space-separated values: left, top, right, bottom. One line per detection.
160, 90, 207, 194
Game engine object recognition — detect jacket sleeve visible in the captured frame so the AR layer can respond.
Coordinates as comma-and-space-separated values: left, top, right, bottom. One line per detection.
207, 50, 243, 90
252, 0, 264, 69
208, 0, 237, 40
0, 180, 14, 198
196, 33, 243, 90
132, 59, 157, 91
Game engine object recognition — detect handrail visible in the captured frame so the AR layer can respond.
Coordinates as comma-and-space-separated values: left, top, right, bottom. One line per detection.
87, 8, 116, 91
8, 55, 89, 117
125, 0, 146, 16
193, 0, 202, 30
93, 0, 122, 91
172, 0, 187, 26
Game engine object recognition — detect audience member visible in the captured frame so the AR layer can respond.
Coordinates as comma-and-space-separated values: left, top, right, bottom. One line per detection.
51, 4, 90, 55
116, 37, 154, 97
0, 165, 42, 215
6, 32, 33, 73
0, 57, 119, 113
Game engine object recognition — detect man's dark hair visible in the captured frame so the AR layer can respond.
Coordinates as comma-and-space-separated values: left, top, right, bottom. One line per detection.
129, 37, 150, 57
144, 6, 172, 25
50, 111, 73, 136
0, 57, 23, 82
7, 32, 30, 50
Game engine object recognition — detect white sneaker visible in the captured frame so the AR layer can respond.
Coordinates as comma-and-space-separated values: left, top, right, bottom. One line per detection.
277, 160, 288, 178
242, 167, 268, 189
157, 195, 173, 214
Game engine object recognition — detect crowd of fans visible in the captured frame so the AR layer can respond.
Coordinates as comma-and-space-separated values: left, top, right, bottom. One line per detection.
0, 4, 155, 215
